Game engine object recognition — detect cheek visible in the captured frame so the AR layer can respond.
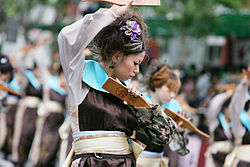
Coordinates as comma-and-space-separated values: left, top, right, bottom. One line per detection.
115, 62, 133, 80
0, 74, 8, 82
160, 89, 171, 101
120, 61, 134, 73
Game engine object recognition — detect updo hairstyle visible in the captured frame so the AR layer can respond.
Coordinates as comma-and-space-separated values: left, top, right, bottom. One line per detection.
144, 59, 181, 92
93, 9, 148, 63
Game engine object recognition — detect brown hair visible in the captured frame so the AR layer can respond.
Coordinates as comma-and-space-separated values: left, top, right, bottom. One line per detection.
93, 9, 148, 63
144, 59, 181, 92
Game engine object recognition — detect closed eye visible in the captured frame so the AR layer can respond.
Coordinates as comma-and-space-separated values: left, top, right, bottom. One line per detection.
134, 62, 139, 66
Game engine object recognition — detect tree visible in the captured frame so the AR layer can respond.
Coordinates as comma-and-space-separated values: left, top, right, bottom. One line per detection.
146, 0, 246, 65
0, 0, 73, 53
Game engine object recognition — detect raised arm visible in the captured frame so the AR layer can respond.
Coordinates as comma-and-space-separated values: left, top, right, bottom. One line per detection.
229, 75, 250, 138
206, 91, 232, 133
58, 9, 115, 105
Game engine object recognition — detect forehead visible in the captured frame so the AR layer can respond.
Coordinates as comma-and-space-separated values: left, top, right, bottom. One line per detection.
126, 52, 145, 61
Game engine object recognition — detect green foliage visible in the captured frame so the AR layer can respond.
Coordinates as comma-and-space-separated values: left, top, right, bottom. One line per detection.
151, 0, 246, 37
215, 0, 242, 10
2, 0, 21, 17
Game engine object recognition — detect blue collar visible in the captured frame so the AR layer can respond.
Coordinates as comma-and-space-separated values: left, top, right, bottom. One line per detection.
25, 70, 41, 90
162, 99, 182, 113
82, 60, 129, 93
143, 93, 182, 113
240, 110, 250, 131
9, 75, 22, 93
143, 94, 153, 103
218, 113, 231, 132
47, 76, 66, 96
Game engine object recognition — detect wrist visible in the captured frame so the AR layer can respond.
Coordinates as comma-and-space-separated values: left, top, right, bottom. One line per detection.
106, 8, 119, 19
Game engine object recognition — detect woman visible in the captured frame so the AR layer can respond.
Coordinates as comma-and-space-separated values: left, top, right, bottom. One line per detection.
28, 64, 66, 167
224, 69, 250, 167
205, 90, 233, 167
136, 59, 189, 167
0, 54, 16, 167
12, 62, 43, 166
0, 54, 14, 151
58, 2, 177, 166
2, 72, 22, 159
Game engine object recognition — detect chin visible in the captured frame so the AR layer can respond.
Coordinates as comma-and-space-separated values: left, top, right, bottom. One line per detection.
164, 100, 170, 104
117, 77, 126, 81
119, 76, 130, 81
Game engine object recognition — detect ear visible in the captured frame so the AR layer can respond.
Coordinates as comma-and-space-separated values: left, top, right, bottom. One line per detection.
154, 87, 160, 93
112, 51, 123, 63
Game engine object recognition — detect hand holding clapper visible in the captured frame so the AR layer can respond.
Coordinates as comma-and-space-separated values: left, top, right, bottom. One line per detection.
102, 77, 209, 139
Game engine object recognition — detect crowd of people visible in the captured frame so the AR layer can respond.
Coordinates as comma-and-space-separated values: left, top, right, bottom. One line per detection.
0, 53, 72, 167
0, 1, 250, 167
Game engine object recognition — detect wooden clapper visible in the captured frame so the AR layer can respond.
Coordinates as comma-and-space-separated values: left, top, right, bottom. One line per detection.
0, 83, 21, 97
82, 0, 161, 6
102, 77, 209, 139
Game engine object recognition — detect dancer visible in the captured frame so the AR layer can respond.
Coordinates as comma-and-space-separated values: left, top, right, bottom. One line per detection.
136, 59, 189, 167
12, 61, 43, 166
28, 64, 66, 167
224, 68, 250, 167
205, 89, 233, 167
58, 2, 177, 166
0, 54, 14, 151
2, 71, 23, 159
0, 54, 15, 167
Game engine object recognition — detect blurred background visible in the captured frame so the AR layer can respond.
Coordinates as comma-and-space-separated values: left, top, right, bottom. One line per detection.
0, 0, 250, 69
0, 0, 250, 167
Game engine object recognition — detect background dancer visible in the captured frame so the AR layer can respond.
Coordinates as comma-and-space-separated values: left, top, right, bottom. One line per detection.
205, 89, 233, 167
136, 59, 189, 167
225, 68, 250, 167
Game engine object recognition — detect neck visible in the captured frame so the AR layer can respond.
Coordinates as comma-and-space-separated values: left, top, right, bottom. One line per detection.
151, 94, 161, 105
225, 116, 230, 123
100, 62, 114, 78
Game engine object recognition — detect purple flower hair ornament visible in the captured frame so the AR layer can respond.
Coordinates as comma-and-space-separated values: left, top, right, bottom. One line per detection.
120, 20, 142, 40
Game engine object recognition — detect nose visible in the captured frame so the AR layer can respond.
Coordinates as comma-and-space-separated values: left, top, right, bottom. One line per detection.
170, 92, 176, 99
134, 65, 139, 75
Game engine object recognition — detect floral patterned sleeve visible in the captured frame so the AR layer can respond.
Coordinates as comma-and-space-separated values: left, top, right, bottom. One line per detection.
128, 105, 176, 146
169, 129, 189, 156
128, 104, 190, 155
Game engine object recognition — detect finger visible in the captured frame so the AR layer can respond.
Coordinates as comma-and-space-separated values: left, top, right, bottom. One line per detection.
178, 121, 183, 127
132, 86, 136, 92
182, 110, 185, 115
126, 0, 134, 7
130, 87, 136, 95
179, 110, 184, 117
135, 90, 140, 96
128, 87, 131, 93
122, 1, 133, 12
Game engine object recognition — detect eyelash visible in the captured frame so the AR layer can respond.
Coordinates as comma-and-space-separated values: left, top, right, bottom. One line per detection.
134, 62, 139, 66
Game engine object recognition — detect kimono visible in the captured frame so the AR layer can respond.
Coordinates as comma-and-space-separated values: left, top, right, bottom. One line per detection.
28, 75, 66, 167
225, 80, 250, 167
58, 8, 141, 166
1, 75, 22, 157
12, 70, 43, 165
58, 8, 177, 167
136, 95, 189, 167
205, 92, 233, 167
